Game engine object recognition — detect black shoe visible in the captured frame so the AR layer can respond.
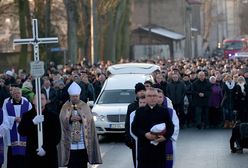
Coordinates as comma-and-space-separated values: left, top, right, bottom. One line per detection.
231, 148, 237, 153
236, 148, 243, 154
196, 125, 202, 130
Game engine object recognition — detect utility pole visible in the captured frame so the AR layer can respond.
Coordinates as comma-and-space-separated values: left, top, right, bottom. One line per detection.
90, 0, 94, 65
185, 4, 192, 58
224, 0, 228, 38
148, 0, 152, 59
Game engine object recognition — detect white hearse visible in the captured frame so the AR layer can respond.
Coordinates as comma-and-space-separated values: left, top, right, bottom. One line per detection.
91, 63, 160, 134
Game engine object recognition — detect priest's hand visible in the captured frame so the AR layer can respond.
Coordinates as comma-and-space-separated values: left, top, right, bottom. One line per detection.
145, 132, 157, 141
37, 147, 46, 157
155, 135, 166, 143
15, 117, 21, 123
32, 115, 44, 125
71, 115, 81, 122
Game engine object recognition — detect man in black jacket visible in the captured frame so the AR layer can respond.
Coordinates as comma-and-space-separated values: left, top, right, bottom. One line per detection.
166, 73, 186, 128
192, 71, 211, 129
41, 79, 58, 114
18, 94, 61, 168
132, 88, 174, 168
124, 82, 146, 167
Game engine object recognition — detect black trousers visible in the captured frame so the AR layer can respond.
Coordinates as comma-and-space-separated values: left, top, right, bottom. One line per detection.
173, 103, 185, 128
68, 149, 88, 168
132, 145, 136, 168
208, 107, 221, 127
230, 125, 241, 150
7, 147, 26, 168
138, 160, 165, 168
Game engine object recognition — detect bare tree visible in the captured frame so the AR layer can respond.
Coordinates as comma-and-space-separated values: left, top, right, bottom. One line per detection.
17, 0, 32, 69
202, 0, 213, 55
97, 0, 131, 62
64, 0, 78, 65
64, 0, 131, 64
239, 3, 248, 35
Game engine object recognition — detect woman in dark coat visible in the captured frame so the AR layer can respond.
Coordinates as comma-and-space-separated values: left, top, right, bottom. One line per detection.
208, 76, 223, 127
18, 94, 61, 168
234, 76, 248, 122
221, 74, 237, 128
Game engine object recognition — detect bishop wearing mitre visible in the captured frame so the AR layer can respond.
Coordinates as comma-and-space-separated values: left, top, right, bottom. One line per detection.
59, 82, 102, 168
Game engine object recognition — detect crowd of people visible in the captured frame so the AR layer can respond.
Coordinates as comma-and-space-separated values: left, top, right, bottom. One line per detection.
0, 56, 247, 167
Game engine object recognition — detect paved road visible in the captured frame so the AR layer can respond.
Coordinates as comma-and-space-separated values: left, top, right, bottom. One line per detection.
94, 128, 248, 168
94, 135, 133, 168
175, 128, 248, 168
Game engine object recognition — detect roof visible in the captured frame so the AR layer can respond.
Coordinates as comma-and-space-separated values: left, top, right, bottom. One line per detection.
139, 26, 185, 40
223, 39, 243, 42
104, 74, 153, 90
186, 0, 202, 4
107, 63, 160, 74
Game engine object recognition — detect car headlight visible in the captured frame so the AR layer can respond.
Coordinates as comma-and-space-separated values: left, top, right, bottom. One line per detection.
228, 53, 232, 57
92, 112, 106, 122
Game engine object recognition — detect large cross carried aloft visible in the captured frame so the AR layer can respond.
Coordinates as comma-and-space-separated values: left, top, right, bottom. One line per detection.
13, 19, 58, 149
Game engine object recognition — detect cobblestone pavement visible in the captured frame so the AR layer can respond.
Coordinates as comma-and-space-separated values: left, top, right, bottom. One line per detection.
175, 128, 248, 168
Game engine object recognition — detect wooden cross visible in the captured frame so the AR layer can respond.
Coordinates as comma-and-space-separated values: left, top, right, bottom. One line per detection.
13, 19, 58, 149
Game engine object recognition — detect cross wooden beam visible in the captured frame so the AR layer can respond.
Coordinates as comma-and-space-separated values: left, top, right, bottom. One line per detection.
13, 19, 58, 149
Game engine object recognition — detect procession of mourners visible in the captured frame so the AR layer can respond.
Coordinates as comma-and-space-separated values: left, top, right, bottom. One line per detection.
0, 56, 247, 168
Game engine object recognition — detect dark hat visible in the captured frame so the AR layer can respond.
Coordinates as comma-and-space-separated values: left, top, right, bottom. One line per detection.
135, 82, 146, 94
4, 80, 10, 86
183, 73, 190, 77
144, 80, 153, 86
190, 71, 196, 74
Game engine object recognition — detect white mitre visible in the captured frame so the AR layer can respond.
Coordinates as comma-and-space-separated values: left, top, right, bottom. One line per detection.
68, 82, 81, 95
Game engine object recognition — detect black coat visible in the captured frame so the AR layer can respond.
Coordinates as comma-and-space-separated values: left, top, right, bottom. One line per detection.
93, 80, 104, 99
234, 84, 248, 122
0, 86, 10, 108
166, 80, 186, 105
192, 79, 211, 106
18, 106, 61, 168
221, 83, 237, 110
79, 81, 95, 102
41, 87, 58, 113
132, 105, 174, 166
184, 80, 193, 103
55, 88, 68, 113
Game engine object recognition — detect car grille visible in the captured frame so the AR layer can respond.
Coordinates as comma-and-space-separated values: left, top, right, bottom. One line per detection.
105, 128, 125, 131
107, 114, 126, 122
